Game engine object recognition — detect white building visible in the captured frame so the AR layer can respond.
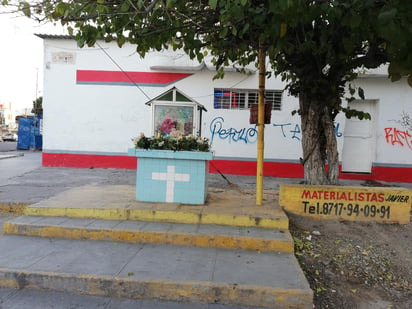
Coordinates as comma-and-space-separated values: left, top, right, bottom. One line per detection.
37, 35, 412, 183
0, 102, 17, 130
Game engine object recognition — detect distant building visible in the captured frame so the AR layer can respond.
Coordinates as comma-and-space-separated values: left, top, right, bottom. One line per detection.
37, 34, 412, 183
0, 103, 17, 130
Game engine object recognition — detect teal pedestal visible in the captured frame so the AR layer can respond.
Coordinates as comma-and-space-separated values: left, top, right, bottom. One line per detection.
128, 149, 213, 204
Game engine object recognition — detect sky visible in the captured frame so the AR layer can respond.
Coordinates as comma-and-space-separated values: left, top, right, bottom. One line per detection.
0, 11, 65, 113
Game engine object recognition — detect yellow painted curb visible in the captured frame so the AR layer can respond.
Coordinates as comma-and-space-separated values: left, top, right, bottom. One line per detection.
3, 223, 294, 253
0, 269, 313, 309
0, 203, 28, 215
24, 207, 289, 230
200, 212, 288, 230
24, 207, 129, 220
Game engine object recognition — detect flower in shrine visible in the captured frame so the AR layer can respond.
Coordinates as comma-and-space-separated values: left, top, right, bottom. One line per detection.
169, 129, 184, 137
159, 117, 177, 134
133, 133, 210, 152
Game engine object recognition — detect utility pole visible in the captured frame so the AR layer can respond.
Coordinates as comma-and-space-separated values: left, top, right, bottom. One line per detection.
35, 68, 39, 106
256, 47, 266, 206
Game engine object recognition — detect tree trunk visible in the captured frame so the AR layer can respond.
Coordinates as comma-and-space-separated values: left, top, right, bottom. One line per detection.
323, 107, 339, 185
299, 94, 339, 185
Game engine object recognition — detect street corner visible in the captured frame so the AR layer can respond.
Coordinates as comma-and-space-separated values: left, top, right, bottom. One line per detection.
0, 153, 24, 160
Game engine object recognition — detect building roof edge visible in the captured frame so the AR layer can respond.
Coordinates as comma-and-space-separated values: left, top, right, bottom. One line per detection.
35, 33, 73, 40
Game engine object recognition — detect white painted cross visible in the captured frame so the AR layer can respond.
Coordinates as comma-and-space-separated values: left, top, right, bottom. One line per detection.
152, 165, 190, 202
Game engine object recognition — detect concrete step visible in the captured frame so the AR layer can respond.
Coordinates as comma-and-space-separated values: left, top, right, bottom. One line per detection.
22, 185, 289, 230
3, 216, 294, 253
0, 235, 312, 309
0, 287, 261, 309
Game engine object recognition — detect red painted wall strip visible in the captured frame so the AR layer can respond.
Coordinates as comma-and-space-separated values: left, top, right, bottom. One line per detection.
76, 70, 192, 85
209, 160, 304, 178
42, 152, 412, 183
42, 153, 137, 169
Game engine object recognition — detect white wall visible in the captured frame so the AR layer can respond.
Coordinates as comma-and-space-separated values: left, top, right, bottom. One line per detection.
352, 77, 412, 165
42, 38, 412, 167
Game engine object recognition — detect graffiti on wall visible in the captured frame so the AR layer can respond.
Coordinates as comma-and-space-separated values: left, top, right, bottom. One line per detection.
209, 117, 343, 144
385, 111, 412, 150
272, 122, 343, 141
393, 110, 412, 130
210, 117, 258, 144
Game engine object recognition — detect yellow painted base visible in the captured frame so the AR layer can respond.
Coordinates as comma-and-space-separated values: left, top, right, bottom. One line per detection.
24, 207, 289, 230
0, 269, 313, 309
3, 223, 293, 253
0, 203, 28, 214
279, 184, 411, 224
22, 186, 289, 230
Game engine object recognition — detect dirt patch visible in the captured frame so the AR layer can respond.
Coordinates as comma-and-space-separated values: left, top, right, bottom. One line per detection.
289, 215, 412, 309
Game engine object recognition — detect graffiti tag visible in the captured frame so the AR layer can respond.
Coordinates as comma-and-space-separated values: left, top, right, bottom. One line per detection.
384, 127, 412, 150
273, 123, 343, 141
389, 111, 412, 131
210, 117, 258, 144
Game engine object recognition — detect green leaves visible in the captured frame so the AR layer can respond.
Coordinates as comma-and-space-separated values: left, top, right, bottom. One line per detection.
278, 0, 293, 11
342, 12, 362, 28
240, 23, 249, 36
19, 1, 31, 17
117, 34, 126, 47
348, 84, 356, 96
54, 2, 66, 17
209, 0, 218, 10
346, 85, 365, 103
358, 87, 365, 100
166, 0, 177, 8
219, 27, 228, 39
118, 1, 130, 13
388, 62, 405, 82
378, 8, 398, 24
342, 106, 371, 121
134, 134, 210, 152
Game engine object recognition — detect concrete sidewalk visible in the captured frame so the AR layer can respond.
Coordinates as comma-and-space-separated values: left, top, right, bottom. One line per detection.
0, 183, 313, 308
0, 151, 314, 308
0, 153, 23, 160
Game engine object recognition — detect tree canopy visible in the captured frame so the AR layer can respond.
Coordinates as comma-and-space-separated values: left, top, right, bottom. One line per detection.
3, 0, 412, 184
3, 1, 410, 80
32, 96, 43, 116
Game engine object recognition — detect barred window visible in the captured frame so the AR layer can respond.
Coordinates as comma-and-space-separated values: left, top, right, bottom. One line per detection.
214, 89, 282, 110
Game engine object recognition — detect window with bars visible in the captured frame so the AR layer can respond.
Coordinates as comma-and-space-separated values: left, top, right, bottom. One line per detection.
213, 89, 283, 110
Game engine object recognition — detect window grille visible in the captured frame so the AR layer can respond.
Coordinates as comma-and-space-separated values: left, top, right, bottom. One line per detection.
214, 89, 282, 110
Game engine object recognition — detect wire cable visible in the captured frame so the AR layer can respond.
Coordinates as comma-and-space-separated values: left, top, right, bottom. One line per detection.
96, 41, 151, 101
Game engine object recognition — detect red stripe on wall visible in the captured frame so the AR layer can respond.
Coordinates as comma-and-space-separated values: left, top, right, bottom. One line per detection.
42, 153, 137, 169
76, 70, 192, 85
209, 160, 304, 178
340, 166, 412, 183
42, 152, 412, 183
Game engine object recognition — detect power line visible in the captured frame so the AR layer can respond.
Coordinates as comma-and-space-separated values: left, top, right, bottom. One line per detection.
96, 42, 270, 103
96, 41, 151, 101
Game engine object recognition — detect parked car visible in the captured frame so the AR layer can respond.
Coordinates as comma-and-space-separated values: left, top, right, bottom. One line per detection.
2, 133, 17, 142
